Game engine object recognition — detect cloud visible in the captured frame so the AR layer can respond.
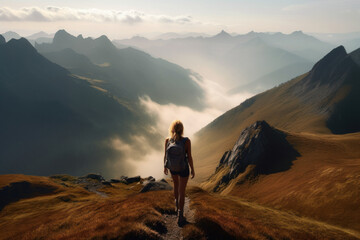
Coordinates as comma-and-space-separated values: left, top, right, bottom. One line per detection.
138, 75, 253, 139
0, 6, 194, 25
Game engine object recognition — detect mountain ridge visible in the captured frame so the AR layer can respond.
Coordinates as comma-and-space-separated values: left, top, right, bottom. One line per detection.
193, 45, 360, 182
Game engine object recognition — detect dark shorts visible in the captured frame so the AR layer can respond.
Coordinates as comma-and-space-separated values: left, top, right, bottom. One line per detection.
170, 163, 190, 178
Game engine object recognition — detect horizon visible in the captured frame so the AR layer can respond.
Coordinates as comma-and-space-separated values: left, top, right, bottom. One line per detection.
1, 0, 360, 39
3, 28, 360, 41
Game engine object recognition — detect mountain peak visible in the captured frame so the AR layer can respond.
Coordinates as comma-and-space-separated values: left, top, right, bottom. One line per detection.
0, 34, 5, 44
213, 30, 232, 39
210, 120, 298, 192
308, 45, 347, 78
97, 35, 111, 42
53, 29, 76, 44
290, 30, 304, 36
4, 38, 38, 55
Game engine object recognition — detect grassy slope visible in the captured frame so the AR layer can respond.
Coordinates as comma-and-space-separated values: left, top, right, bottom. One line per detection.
193, 73, 330, 182
1, 175, 359, 240
223, 131, 360, 231
186, 187, 360, 240
0, 174, 174, 240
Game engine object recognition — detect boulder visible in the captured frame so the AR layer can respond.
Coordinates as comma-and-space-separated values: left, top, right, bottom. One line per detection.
83, 173, 104, 181
125, 176, 141, 184
119, 175, 128, 180
145, 176, 156, 182
160, 178, 168, 183
101, 181, 112, 186
110, 179, 121, 183
140, 181, 173, 193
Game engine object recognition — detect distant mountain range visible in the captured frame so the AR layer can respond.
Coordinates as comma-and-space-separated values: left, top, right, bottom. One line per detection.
0, 37, 156, 177
1, 31, 54, 45
0, 31, 206, 178
114, 30, 335, 93
36, 30, 205, 109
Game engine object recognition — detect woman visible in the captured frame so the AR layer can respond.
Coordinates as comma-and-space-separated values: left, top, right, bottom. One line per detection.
164, 120, 195, 224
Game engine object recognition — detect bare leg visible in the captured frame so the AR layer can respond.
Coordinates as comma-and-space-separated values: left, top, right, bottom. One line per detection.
178, 176, 189, 213
171, 174, 179, 211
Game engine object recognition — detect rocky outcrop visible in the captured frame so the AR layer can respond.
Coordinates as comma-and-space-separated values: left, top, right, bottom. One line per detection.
126, 176, 141, 184
82, 173, 105, 181
140, 180, 173, 193
212, 121, 299, 192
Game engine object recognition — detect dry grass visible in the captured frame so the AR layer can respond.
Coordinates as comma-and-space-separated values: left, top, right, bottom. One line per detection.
187, 186, 360, 240
192, 73, 330, 182
0, 174, 174, 240
227, 131, 360, 231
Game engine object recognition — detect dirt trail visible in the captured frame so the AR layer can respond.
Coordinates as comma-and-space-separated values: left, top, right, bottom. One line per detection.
162, 196, 195, 240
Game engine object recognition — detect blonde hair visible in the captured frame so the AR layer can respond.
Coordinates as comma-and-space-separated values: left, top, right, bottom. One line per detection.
169, 120, 184, 141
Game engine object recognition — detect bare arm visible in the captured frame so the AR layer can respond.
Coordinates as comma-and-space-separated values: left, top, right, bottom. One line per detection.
164, 138, 169, 175
185, 138, 195, 179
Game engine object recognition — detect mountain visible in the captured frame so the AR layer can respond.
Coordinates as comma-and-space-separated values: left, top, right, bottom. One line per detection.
0, 34, 5, 45
253, 31, 335, 61
0, 38, 158, 177
154, 32, 211, 40
196, 46, 360, 230
229, 61, 313, 94
211, 30, 233, 40
222, 37, 311, 86
114, 30, 331, 92
36, 30, 205, 109
26, 31, 54, 39
1, 31, 21, 41
201, 120, 360, 231
207, 121, 299, 193
193, 46, 360, 182
344, 38, 360, 52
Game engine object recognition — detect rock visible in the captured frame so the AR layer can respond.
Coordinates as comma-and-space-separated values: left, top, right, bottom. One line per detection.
141, 176, 156, 185
83, 173, 104, 181
120, 179, 128, 184
160, 178, 168, 183
110, 179, 121, 183
119, 175, 128, 180
125, 176, 141, 184
212, 121, 299, 192
140, 181, 173, 193
145, 176, 156, 182
101, 181, 112, 186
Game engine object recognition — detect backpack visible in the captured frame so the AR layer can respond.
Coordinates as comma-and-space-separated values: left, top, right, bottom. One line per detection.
165, 137, 188, 172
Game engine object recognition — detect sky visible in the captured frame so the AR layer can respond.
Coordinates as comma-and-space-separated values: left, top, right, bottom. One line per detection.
1, 0, 360, 39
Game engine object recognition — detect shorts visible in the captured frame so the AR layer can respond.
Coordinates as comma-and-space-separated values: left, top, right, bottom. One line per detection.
170, 162, 190, 178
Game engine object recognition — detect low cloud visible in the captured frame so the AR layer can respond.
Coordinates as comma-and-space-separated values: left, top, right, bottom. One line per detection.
0, 6, 194, 25
130, 75, 253, 179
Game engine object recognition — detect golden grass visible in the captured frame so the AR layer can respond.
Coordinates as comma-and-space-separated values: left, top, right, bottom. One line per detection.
0, 174, 174, 240
226, 131, 360, 231
192, 73, 331, 182
187, 186, 360, 240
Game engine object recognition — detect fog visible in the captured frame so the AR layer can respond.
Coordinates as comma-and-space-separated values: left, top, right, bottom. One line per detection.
122, 76, 253, 180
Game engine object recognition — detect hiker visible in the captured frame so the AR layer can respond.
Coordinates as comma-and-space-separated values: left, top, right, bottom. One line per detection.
164, 120, 195, 224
